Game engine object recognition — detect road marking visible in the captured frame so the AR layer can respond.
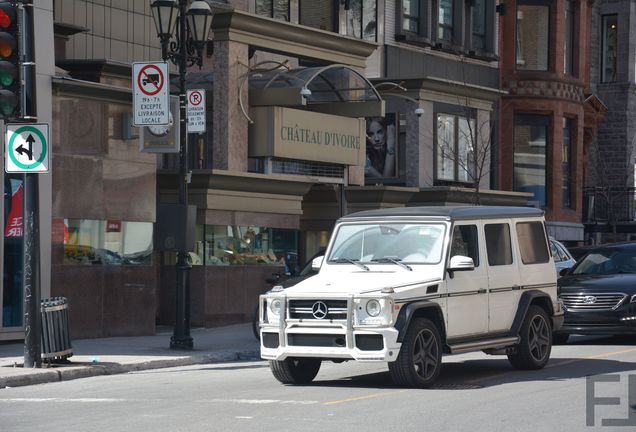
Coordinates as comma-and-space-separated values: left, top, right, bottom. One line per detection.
466, 347, 636, 385
0, 398, 126, 403
199, 398, 318, 405
235, 416, 253, 419
322, 390, 407, 406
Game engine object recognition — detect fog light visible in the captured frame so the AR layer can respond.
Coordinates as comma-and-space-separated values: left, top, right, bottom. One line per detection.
620, 316, 636, 321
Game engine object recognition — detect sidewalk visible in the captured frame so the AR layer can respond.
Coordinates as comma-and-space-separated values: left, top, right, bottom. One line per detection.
0, 323, 261, 389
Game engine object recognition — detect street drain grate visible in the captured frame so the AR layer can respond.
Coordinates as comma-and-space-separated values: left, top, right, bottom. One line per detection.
430, 383, 483, 390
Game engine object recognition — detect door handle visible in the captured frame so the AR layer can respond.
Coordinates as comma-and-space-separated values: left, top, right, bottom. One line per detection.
477, 288, 487, 294
512, 285, 521, 291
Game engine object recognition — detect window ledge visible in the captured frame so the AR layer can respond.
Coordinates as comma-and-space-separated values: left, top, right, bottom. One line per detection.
395, 32, 433, 48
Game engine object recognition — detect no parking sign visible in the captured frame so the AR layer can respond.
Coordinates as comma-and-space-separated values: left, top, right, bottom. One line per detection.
187, 89, 206, 133
132, 62, 170, 126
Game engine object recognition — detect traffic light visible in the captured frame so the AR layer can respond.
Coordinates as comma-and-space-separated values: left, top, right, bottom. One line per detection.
0, 2, 19, 118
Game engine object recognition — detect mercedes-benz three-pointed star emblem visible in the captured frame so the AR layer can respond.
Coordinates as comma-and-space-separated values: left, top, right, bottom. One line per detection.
312, 301, 328, 319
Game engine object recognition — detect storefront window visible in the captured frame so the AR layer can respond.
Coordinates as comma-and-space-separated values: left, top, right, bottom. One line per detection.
516, 1, 550, 71
513, 115, 549, 208
3, 174, 23, 328
601, 15, 617, 82
196, 225, 298, 267
63, 219, 153, 265
346, 0, 377, 41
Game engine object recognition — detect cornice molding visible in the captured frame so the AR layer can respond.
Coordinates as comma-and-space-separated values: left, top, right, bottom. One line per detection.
210, 8, 377, 68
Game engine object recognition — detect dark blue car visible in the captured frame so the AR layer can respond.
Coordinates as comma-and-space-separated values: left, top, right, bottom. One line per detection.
554, 242, 636, 343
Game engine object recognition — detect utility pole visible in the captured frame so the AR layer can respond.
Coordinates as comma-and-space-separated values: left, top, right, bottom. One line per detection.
21, 0, 41, 368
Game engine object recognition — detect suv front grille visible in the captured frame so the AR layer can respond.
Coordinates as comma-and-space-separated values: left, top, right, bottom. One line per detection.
288, 299, 348, 320
560, 293, 627, 312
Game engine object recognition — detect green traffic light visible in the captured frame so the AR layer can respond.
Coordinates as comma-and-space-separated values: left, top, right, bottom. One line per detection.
0, 99, 14, 115
0, 69, 13, 85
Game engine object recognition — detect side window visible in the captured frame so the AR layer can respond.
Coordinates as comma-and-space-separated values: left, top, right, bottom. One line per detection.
516, 222, 550, 264
485, 223, 513, 266
450, 225, 479, 266
550, 241, 562, 262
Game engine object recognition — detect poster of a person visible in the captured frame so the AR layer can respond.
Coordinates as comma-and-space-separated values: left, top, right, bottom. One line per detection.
365, 115, 397, 179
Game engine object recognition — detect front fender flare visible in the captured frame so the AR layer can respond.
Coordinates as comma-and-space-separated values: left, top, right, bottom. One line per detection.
395, 301, 446, 343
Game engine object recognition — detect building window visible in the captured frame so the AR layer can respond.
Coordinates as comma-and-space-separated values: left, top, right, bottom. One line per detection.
403, 0, 421, 33
438, 0, 453, 41
513, 115, 549, 208
564, 0, 574, 75
300, 0, 335, 32
472, 0, 487, 50
562, 118, 573, 208
516, 1, 550, 71
436, 113, 476, 183
601, 15, 617, 82
255, 0, 290, 21
346, 0, 377, 41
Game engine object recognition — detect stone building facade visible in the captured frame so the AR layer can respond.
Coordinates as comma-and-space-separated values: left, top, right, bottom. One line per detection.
585, 0, 636, 241
3, 0, 535, 340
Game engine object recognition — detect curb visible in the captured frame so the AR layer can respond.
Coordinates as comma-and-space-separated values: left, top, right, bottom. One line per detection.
0, 349, 261, 389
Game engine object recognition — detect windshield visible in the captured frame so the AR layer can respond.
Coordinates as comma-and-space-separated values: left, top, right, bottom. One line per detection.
328, 223, 447, 264
572, 248, 636, 275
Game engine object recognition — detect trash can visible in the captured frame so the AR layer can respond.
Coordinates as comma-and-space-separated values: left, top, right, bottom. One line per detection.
40, 297, 73, 362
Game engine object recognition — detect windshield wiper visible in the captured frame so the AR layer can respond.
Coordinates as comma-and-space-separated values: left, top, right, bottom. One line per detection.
372, 257, 413, 271
331, 258, 369, 271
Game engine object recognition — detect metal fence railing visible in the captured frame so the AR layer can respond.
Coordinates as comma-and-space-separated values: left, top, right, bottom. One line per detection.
583, 187, 636, 223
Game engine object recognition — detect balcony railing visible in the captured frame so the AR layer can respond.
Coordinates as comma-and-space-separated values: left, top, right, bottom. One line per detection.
583, 187, 636, 223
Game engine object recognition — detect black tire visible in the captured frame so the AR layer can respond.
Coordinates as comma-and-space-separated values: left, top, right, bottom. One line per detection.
252, 304, 260, 341
508, 305, 552, 370
388, 317, 442, 388
269, 358, 321, 384
552, 333, 569, 345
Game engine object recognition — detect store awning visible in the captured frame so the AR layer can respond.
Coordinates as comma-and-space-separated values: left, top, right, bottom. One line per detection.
248, 65, 384, 118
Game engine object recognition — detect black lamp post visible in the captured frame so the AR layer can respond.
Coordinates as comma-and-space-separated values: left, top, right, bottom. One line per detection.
151, 0, 212, 350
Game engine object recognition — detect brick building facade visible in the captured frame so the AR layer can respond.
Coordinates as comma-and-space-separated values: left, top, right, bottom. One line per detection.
498, 0, 600, 243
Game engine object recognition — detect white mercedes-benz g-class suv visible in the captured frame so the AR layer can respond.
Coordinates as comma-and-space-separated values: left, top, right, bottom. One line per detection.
259, 206, 563, 388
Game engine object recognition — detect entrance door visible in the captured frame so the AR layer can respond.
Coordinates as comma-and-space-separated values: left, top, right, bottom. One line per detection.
445, 222, 489, 339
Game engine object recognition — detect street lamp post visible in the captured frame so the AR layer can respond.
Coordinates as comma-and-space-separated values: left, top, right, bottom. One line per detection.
151, 0, 212, 350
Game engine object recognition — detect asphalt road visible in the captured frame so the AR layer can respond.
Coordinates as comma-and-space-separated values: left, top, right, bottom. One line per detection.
1, 335, 635, 432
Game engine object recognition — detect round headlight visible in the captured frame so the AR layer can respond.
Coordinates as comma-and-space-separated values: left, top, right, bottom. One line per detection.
366, 299, 381, 317
269, 299, 282, 315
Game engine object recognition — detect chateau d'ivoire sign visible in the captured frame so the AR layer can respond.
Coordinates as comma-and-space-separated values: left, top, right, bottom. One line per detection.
248, 107, 365, 166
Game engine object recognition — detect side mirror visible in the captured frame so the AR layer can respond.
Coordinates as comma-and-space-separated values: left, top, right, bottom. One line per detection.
559, 267, 570, 277
448, 255, 475, 273
311, 256, 324, 271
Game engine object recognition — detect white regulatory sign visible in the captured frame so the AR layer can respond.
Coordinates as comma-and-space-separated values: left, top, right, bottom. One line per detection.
132, 61, 170, 126
187, 89, 206, 133
5, 123, 50, 173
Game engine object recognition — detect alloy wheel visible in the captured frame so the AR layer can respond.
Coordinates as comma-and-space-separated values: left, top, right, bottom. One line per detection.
412, 329, 439, 381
